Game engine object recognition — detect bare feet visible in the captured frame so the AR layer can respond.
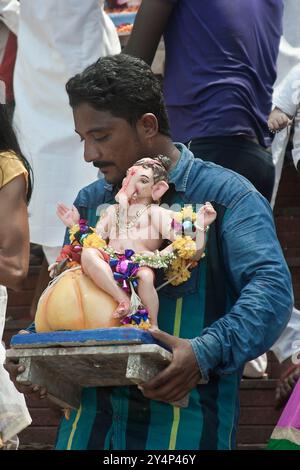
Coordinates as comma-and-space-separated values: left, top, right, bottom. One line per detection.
112, 298, 131, 319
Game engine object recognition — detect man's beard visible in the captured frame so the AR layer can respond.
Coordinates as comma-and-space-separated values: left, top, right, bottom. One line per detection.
95, 164, 124, 187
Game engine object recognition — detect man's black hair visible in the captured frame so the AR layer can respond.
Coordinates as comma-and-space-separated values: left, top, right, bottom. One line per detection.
66, 54, 171, 137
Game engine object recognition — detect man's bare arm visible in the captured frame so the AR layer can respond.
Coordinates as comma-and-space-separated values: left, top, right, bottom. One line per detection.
0, 175, 29, 290
125, 0, 175, 65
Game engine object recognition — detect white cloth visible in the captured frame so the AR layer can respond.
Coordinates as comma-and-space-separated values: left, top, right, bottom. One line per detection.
271, 306, 300, 363
270, 64, 300, 206
0, 0, 19, 35
0, 285, 32, 444
273, 63, 300, 118
13, 0, 121, 247
0, 0, 19, 104
42, 245, 61, 265
271, 0, 300, 206
243, 353, 268, 379
275, 0, 300, 87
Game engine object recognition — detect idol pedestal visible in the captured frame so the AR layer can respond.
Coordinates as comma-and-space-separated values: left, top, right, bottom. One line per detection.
8, 328, 188, 409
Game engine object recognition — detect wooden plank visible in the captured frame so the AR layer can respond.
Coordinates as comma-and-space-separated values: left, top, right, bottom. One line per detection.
7, 343, 184, 409
125, 353, 189, 408
17, 356, 82, 409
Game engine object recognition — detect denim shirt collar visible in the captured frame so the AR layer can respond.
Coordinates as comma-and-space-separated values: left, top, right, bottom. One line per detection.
103, 142, 194, 194
168, 143, 195, 192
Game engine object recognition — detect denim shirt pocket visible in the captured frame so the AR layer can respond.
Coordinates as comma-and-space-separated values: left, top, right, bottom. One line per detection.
155, 264, 200, 299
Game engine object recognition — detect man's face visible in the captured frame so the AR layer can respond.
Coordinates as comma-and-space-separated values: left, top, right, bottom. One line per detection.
73, 103, 147, 185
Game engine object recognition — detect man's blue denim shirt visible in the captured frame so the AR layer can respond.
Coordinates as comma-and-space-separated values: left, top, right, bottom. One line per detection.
68, 143, 293, 380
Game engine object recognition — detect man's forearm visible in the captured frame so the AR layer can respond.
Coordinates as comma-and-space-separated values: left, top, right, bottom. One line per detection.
125, 0, 175, 65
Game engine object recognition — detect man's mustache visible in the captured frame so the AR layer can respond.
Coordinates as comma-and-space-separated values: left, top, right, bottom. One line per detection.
93, 161, 115, 169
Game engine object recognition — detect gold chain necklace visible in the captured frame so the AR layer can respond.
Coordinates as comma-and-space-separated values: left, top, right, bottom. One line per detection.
116, 203, 152, 233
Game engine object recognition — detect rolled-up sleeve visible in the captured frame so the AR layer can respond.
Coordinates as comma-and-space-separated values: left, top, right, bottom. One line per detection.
190, 191, 293, 380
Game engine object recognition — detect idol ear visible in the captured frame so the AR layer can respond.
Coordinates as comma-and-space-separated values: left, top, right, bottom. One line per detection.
151, 181, 169, 202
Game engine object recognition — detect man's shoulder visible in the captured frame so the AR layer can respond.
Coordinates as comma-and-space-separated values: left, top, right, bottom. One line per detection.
75, 178, 109, 207
187, 158, 259, 209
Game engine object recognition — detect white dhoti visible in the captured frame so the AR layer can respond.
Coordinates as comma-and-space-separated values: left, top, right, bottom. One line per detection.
0, 285, 31, 447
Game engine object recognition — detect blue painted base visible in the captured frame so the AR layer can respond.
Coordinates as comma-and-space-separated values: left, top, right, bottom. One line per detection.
10, 327, 168, 349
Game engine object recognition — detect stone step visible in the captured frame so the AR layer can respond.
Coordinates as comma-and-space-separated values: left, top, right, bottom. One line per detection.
275, 214, 300, 232
274, 207, 300, 217
18, 426, 58, 448
238, 443, 266, 450
239, 406, 280, 425
238, 379, 279, 448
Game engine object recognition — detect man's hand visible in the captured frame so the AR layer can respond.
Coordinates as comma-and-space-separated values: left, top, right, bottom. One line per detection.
275, 363, 300, 409
268, 107, 293, 133
138, 329, 201, 403
5, 359, 48, 399
4, 330, 47, 399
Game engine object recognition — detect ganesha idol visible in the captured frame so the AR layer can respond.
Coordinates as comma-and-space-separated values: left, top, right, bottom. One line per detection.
35, 156, 217, 333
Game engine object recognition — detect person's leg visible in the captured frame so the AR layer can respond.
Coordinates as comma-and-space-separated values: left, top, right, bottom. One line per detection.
81, 248, 130, 316
188, 136, 275, 202
0, 286, 31, 448
137, 267, 159, 327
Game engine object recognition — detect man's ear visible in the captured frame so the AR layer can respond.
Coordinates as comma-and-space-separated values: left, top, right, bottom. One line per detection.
152, 181, 169, 202
137, 113, 158, 140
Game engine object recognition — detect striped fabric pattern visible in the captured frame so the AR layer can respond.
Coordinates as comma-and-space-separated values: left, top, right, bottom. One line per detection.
267, 379, 300, 450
